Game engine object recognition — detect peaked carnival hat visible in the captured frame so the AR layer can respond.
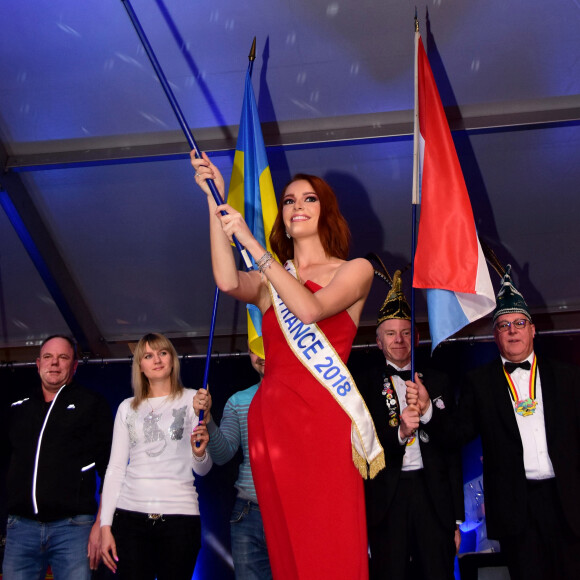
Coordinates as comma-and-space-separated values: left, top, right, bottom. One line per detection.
492, 264, 531, 323
366, 254, 411, 325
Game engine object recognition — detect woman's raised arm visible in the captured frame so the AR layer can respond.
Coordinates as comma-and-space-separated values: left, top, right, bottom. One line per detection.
191, 152, 265, 306
191, 152, 373, 323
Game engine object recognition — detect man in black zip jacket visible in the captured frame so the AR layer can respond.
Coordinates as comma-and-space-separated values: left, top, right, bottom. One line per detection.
2, 335, 113, 580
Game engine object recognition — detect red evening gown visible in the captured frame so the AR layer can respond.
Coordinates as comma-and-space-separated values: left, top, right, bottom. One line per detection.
248, 281, 368, 579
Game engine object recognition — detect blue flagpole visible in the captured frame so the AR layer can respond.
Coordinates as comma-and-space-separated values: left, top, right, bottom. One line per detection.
199, 285, 220, 422
197, 39, 257, 436
121, 0, 250, 266
121, 0, 256, 440
410, 13, 420, 380
411, 206, 417, 379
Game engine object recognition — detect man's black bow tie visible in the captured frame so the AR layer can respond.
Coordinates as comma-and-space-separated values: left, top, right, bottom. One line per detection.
504, 360, 531, 374
386, 365, 412, 381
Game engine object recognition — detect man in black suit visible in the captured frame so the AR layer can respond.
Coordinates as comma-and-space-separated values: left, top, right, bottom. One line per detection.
417, 265, 580, 580
357, 271, 463, 580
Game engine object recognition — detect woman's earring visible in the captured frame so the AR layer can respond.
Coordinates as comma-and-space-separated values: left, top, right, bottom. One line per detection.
285, 231, 291, 239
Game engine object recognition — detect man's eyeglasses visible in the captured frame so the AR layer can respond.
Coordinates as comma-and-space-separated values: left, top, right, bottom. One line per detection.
494, 319, 530, 333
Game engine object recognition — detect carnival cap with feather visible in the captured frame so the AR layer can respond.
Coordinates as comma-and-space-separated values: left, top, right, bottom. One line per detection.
366, 254, 411, 325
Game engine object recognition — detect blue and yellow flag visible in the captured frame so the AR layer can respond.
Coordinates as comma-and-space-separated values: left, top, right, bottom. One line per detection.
228, 69, 278, 358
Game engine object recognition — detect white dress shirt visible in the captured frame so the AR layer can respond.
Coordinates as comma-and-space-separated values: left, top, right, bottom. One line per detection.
501, 352, 555, 480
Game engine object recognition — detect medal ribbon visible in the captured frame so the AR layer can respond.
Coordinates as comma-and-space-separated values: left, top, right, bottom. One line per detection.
503, 354, 537, 405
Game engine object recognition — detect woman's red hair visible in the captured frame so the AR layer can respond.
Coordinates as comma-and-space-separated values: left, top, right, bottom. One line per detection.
270, 174, 351, 263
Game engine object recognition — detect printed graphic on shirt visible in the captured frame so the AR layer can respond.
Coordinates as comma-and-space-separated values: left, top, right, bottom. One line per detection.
170, 406, 186, 440
144, 412, 167, 457
126, 404, 189, 456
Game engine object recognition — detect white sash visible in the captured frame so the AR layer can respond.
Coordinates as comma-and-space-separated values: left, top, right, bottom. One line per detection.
268, 261, 385, 479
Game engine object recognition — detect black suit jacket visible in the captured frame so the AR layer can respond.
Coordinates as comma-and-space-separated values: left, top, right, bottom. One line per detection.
357, 365, 464, 531
456, 356, 580, 539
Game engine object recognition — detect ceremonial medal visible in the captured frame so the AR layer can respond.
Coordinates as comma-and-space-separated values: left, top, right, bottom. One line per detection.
419, 430, 430, 443
515, 398, 537, 416
383, 376, 394, 391
382, 375, 399, 428
406, 435, 416, 446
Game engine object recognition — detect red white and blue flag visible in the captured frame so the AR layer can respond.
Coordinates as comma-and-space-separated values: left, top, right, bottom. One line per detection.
412, 32, 495, 351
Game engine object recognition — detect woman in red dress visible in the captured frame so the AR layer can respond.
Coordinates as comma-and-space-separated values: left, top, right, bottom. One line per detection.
192, 152, 382, 579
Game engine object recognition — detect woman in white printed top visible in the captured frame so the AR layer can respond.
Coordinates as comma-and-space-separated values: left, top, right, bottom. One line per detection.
100, 333, 211, 579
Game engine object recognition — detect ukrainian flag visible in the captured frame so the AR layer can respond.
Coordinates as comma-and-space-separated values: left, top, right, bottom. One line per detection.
228, 69, 278, 358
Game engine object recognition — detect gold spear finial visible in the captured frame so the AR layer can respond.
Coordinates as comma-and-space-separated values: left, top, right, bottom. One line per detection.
249, 37, 256, 62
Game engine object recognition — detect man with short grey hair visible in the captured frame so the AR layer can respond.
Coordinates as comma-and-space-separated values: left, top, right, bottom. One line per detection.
2, 335, 113, 580
357, 270, 463, 580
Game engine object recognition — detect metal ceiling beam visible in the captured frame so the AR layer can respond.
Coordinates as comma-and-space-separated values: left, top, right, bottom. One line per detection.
0, 141, 112, 357
4, 314, 580, 367
5, 95, 580, 171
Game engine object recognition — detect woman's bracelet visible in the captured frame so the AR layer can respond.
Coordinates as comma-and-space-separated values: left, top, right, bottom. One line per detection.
192, 450, 207, 462
256, 251, 274, 273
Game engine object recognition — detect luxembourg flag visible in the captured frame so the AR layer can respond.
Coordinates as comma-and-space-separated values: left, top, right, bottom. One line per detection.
412, 31, 495, 351
228, 67, 278, 358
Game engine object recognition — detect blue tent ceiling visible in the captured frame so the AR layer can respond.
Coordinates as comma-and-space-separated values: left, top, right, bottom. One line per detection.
1, 0, 579, 360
